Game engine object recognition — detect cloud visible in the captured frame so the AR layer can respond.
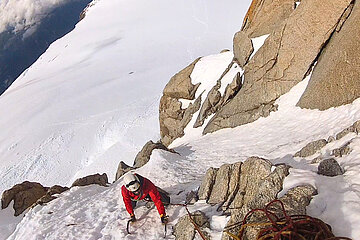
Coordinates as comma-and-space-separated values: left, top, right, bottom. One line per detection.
0, 0, 70, 33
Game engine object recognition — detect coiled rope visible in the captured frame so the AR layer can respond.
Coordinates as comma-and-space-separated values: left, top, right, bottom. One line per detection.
224, 199, 352, 240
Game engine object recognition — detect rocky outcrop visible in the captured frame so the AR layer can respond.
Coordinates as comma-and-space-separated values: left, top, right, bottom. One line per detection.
336, 120, 360, 140
36, 185, 69, 206
318, 158, 344, 177
193, 62, 243, 129
331, 142, 352, 157
204, 0, 353, 134
173, 210, 210, 240
133, 140, 176, 168
208, 164, 232, 204
115, 140, 178, 181
297, 1, 360, 110
241, 0, 296, 38
194, 157, 318, 240
1, 182, 68, 216
71, 173, 109, 187
1, 182, 48, 216
233, 32, 253, 67
79, 1, 97, 21
198, 167, 218, 201
159, 58, 201, 146
198, 157, 290, 210
115, 161, 134, 181
294, 139, 328, 157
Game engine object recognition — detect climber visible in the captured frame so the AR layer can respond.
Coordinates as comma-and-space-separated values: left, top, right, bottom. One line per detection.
121, 172, 170, 224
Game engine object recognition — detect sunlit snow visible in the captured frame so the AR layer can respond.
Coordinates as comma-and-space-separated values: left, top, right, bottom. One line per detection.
1, 0, 360, 239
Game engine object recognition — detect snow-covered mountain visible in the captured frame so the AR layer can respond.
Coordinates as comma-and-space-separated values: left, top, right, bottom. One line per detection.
0, 0, 251, 194
0, 0, 92, 95
1, 0, 360, 239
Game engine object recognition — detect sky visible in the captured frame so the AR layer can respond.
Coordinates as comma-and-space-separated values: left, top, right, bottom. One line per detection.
0, 0, 70, 33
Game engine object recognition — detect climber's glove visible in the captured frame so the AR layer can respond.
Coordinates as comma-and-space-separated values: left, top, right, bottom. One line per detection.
130, 213, 136, 223
160, 214, 168, 224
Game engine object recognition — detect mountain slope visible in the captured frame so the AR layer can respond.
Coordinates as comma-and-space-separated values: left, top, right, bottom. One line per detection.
0, 0, 251, 194
5, 69, 360, 239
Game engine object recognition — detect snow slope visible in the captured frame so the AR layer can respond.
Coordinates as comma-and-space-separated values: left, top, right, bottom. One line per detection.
0, 0, 252, 195
1, 0, 360, 239
4, 59, 360, 239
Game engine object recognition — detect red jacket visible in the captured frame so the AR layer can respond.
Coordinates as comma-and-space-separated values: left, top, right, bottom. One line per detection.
121, 175, 165, 216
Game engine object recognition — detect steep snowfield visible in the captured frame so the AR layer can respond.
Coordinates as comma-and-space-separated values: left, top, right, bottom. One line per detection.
4, 64, 360, 239
0, 0, 252, 195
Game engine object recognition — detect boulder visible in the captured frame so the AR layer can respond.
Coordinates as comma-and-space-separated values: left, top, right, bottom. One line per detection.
230, 157, 272, 209
294, 139, 327, 157
277, 185, 317, 216
222, 162, 242, 211
185, 191, 199, 205
297, 2, 360, 110
173, 210, 210, 240
331, 142, 352, 157
247, 164, 290, 210
233, 31, 253, 67
115, 161, 134, 181
160, 58, 201, 146
36, 185, 69, 206
311, 156, 323, 164
163, 58, 201, 99
71, 173, 109, 187
223, 160, 287, 240
204, 0, 353, 134
1, 181, 48, 216
208, 164, 232, 204
318, 158, 344, 177
198, 167, 218, 201
133, 140, 176, 168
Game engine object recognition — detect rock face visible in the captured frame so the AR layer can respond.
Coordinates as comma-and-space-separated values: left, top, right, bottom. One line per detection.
241, 0, 296, 38
318, 158, 344, 177
297, 1, 360, 110
204, 0, 353, 134
294, 139, 328, 157
173, 210, 210, 240
71, 173, 109, 187
159, 58, 201, 146
1, 182, 68, 216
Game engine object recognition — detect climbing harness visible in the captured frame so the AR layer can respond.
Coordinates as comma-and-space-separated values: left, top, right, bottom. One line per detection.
223, 199, 352, 240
